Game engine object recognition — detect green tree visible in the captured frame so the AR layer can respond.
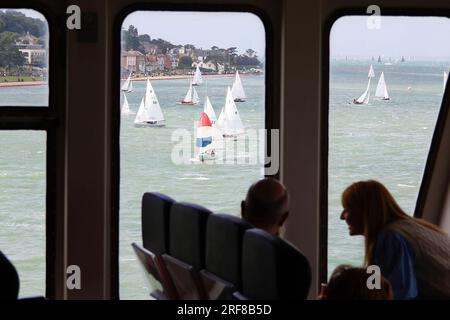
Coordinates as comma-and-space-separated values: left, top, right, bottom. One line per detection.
178, 55, 193, 69
0, 32, 26, 68
0, 10, 47, 37
124, 25, 141, 52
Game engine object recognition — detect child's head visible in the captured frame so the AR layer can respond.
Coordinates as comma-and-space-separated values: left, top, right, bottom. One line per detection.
326, 265, 393, 300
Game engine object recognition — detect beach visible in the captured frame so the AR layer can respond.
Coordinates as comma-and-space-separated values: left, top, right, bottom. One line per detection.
0, 81, 47, 87
128, 73, 260, 82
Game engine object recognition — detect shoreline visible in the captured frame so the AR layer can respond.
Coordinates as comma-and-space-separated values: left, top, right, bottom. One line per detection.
127, 73, 262, 81
0, 81, 47, 88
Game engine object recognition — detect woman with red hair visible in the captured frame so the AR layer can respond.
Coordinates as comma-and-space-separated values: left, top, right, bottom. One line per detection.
340, 180, 450, 299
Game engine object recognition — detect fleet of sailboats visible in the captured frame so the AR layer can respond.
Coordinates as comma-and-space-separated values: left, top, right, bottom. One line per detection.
353, 65, 393, 104
177, 81, 200, 105
134, 79, 165, 127
121, 72, 133, 92
231, 70, 246, 102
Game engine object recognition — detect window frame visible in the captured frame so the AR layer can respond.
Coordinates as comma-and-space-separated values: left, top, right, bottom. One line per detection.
321, 8, 450, 287
112, 3, 278, 299
0, 2, 66, 299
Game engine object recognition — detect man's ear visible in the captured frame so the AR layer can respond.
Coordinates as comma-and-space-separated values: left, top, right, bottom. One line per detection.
241, 201, 246, 219
278, 211, 289, 226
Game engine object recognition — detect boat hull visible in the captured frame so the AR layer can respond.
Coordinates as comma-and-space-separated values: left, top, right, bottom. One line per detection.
234, 98, 246, 102
134, 121, 165, 128
176, 102, 196, 105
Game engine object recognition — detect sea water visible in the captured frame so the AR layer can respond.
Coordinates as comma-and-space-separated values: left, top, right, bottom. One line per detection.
0, 61, 448, 299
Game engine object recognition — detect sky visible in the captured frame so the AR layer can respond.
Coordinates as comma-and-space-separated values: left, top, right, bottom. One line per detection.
331, 16, 450, 59
123, 11, 266, 58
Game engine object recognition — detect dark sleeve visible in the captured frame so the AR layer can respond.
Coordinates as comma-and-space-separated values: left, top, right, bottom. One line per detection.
373, 231, 418, 300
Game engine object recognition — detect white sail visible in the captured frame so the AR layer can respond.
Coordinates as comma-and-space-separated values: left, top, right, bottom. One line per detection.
355, 78, 371, 104
375, 72, 389, 100
192, 66, 203, 85
231, 71, 246, 101
192, 86, 200, 104
134, 79, 164, 126
220, 87, 244, 136
368, 64, 375, 78
217, 106, 225, 128
203, 96, 217, 125
184, 85, 193, 103
444, 71, 448, 94
121, 72, 133, 92
121, 93, 131, 115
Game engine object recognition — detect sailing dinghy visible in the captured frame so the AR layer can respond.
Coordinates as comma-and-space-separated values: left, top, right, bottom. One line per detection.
375, 72, 390, 100
353, 65, 375, 105
121, 72, 133, 92
121, 93, 133, 115
217, 87, 245, 137
192, 65, 203, 86
231, 70, 246, 102
176, 81, 200, 105
196, 112, 216, 161
134, 79, 165, 127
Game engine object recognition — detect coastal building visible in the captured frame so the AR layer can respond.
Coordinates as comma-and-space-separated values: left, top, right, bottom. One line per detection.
121, 50, 146, 72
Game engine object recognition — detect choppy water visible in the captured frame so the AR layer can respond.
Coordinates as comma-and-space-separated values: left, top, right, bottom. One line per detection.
0, 62, 448, 299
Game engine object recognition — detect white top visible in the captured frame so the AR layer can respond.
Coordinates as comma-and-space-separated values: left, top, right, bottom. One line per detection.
356, 77, 371, 104
203, 96, 217, 124
219, 87, 244, 135
193, 66, 203, 85
134, 79, 164, 123
375, 72, 389, 99
231, 71, 246, 100
121, 72, 133, 92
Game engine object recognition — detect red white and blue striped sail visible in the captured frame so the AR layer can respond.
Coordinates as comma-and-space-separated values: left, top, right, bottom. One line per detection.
196, 112, 213, 148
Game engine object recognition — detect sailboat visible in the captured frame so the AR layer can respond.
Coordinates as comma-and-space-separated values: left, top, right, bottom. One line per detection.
217, 86, 245, 137
203, 96, 217, 126
375, 72, 390, 100
196, 112, 216, 161
121, 92, 133, 115
121, 72, 133, 92
443, 71, 448, 94
231, 70, 246, 102
192, 65, 203, 86
353, 65, 375, 105
134, 79, 165, 127
176, 81, 200, 105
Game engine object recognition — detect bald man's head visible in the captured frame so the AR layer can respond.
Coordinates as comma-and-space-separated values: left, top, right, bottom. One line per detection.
241, 178, 289, 235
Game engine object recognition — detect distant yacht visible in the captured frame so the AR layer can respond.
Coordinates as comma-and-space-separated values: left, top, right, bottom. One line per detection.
134, 79, 165, 127
192, 65, 203, 86
375, 72, 390, 100
177, 81, 200, 105
217, 86, 244, 137
231, 71, 246, 102
121, 72, 133, 92
353, 65, 375, 105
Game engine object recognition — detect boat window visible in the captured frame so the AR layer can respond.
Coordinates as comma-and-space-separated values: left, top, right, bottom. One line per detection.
119, 10, 266, 299
0, 130, 46, 297
328, 16, 450, 277
0, 9, 49, 107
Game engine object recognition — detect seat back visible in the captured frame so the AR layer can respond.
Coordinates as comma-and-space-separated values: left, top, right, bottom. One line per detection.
135, 192, 177, 299
163, 202, 211, 299
238, 229, 311, 300
0, 251, 19, 300
201, 214, 252, 299
141, 192, 175, 254
131, 242, 178, 299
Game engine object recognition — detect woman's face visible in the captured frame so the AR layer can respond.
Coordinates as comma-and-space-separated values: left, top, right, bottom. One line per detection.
340, 207, 364, 236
